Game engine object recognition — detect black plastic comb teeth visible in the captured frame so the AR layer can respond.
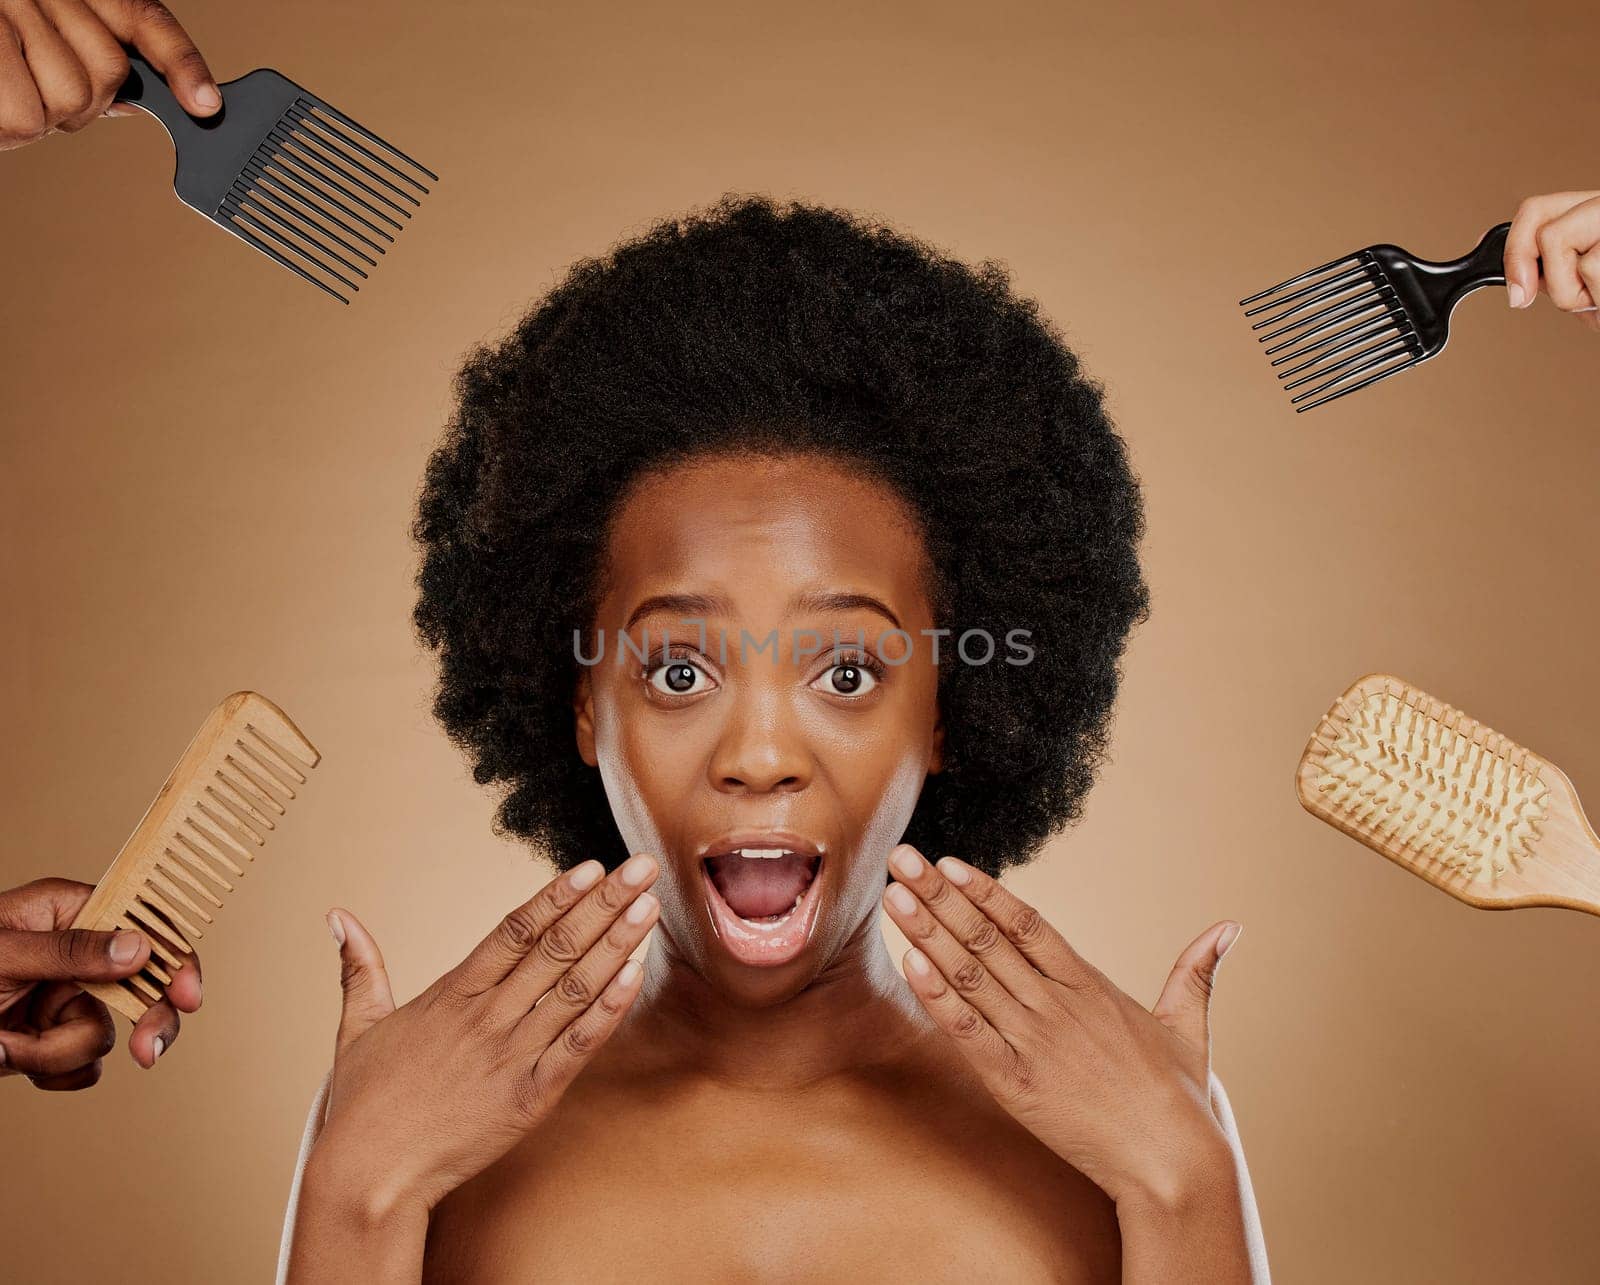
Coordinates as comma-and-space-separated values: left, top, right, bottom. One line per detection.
113, 52, 437, 304
1238, 222, 1512, 412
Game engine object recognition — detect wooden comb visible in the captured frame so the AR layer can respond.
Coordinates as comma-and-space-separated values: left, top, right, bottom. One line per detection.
71, 692, 320, 1020
1297, 673, 1600, 916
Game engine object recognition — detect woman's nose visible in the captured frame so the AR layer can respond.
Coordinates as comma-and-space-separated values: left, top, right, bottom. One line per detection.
707, 690, 811, 795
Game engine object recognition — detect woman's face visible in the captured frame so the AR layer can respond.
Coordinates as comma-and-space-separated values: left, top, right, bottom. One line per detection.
575, 450, 945, 1006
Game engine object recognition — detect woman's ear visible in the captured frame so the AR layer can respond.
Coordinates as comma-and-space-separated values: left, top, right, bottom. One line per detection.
574, 668, 598, 767
928, 710, 945, 775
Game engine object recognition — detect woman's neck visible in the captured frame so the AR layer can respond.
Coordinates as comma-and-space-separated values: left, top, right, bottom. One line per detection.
632, 911, 924, 1090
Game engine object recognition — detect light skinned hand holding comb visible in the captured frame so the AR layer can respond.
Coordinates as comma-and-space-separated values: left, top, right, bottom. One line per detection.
1503, 189, 1600, 328
1240, 187, 1600, 410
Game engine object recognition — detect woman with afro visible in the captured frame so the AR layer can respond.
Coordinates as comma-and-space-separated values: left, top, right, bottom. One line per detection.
280, 193, 1267, 1283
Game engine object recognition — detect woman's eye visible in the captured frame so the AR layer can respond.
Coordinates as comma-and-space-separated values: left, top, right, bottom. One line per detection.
648, 658, 714, 696
816, 661, 878, 697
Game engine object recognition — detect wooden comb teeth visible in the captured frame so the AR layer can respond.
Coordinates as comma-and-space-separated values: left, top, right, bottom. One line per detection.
71, 692, 320, 1021
1297, 674, 1600, 916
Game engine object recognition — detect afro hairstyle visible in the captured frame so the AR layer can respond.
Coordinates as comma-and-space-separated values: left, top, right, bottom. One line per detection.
412, 192, 1149, 876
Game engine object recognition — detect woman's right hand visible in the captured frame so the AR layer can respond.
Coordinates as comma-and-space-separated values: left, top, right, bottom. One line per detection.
0, 0, 220, 150
307, 853, 661, 1222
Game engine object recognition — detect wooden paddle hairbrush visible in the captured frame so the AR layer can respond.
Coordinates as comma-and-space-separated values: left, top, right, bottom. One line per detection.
70, 692, 320, 1020
1297, 674, 1600, 916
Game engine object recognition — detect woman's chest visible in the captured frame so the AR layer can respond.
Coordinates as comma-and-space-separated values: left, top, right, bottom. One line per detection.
421, 1087, 1120, 1283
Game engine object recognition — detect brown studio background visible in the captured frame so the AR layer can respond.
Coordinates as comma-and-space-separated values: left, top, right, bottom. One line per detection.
4, 0, 1600, 1279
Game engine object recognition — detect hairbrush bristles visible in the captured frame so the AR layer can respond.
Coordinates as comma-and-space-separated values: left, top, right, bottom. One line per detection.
1298, 674, 1600, 915
70, 692, 320, 1020
1313, 683, 1548, 883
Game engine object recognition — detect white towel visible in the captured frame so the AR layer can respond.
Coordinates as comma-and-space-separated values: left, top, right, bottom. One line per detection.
274, 1067, 334, 1285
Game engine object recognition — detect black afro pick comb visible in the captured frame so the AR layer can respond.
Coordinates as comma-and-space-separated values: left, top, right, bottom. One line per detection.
113, 51, 437, 304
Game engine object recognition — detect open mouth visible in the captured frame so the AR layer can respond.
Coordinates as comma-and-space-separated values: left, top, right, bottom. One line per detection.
699, 845, 825, 967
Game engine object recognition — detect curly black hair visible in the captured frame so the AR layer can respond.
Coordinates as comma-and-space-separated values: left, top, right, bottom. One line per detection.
412, 192, 1149, 877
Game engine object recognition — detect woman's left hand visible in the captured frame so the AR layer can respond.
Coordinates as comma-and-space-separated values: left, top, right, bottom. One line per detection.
1504, 190, 1600, 329
880, 843, 1239, 1211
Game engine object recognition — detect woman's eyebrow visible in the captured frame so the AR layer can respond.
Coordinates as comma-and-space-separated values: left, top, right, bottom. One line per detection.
792, 589, 902, 632
624, 592, 728, 632
623, 590, 902, 632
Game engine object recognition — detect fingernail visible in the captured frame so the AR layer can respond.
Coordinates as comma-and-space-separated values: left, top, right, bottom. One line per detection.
0, 1042, 8, 1067
1216, 922, 1242, 960
612, 958, 643, 990
152, 1036, 166, 1062
570, 860, 604, 891
889, 844, 922, 879
625, 892, 658, 925
619, 854, 656, 887
904, 946, 931, 976
885, 884, 916, 915
325, 912, 345, 948
1507, 282, 1526, 308
937, 856, 972, 885
195, 83, 221, 111
109, 932, 142, 965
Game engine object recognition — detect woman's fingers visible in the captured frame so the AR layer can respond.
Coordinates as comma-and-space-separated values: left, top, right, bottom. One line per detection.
930, 853, 1095, 988
39, 0, 129, 128
1543, 196, 1600, 311
162, 943, 203, 1013
1505, 194, 1557, 308
445, 859, 606, 998
881, 852, 1031, 1040
117, 901, 203, 1015
6, 0, 91, 134
493, 854, 659, 1019
326, 908, 396, 1056
0, 923, 148, 987
128, 993, 181, 1066
1151, 922, 1241, 1062
93, 0, 218, 116
1508, 191, 1600, 311
515, 888, 658, 1047
526, 957, 644, 1106
0, 17, 47, 147
899, 945, 1013, 1069
1536, 199, 1599, 313
885, 845, 1046, 1009
25, 1058, 105, 1090
112, 904, 202, 1064
1575, 247, 1600, 323
0, 984, 115, 1080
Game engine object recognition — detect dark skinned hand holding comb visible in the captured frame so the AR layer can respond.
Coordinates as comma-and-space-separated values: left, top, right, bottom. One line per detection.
0, 0, 220, 141
2, 0, 436, 301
